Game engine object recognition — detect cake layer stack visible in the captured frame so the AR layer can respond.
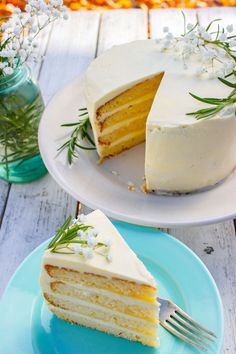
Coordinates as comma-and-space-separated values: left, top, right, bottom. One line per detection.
40, 210, 159, 347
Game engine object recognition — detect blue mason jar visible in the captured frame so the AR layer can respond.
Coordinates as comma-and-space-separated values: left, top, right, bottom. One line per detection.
0, 63, 47, 183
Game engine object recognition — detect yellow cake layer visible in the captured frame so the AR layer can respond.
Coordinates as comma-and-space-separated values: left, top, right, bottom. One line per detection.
98, 97, 155, 132
44, 292, 157, 336
98, 129, 145, 158
50, 281, 158, 323
99, 115, 147, 145
45, 265, 157, 302
97, 74, 164, 118
48, 304, 159, 347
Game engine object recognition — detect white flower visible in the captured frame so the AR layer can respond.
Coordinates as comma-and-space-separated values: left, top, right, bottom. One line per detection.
19, 49, 27, 60
187, 23, 194, 31
166, 32, 174, 40
217, 48, 226, 58
215, 70, 225, 78
219, 32, 227, 42
25, 4, 32, 12
229, 40, 236, 48
201, 31, 212, 41
1, 22, 10, 30
14, 7, 21, 14
0, 62, 6, 69
91, 228, 99, 236
13, 26, 21, 35
79, 230, 88, 240
72, 244, 83, 254
83, 248, 94, 259
31, 25, 39, 34
226, 24, 234, 33
63, 13, 69, 20
3, 66, 14, 75
163, 26, 169, 33
87, 236, 97, 247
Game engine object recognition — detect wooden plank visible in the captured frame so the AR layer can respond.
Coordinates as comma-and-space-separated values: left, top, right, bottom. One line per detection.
39, 11, 100, 102
0, 182, 10, 226
167, 223, 236, 354
150, 8, 236, 354
98, 9, 148, 55
197, 6, 236, 28
0, 11, 100, 296
150, 8, 197, 38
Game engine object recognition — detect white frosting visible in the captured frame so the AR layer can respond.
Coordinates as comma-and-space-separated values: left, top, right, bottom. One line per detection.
85, 40, 236, 192
42, 210, 156, 287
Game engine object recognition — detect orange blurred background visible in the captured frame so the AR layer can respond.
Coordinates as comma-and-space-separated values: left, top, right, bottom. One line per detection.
0, 0, 235, 14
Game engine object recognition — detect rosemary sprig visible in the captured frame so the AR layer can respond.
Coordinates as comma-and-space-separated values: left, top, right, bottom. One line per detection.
58, 108, 96, 165
187, 73, 236, 120
47, 215, 110, 258
0, 93, 44, 178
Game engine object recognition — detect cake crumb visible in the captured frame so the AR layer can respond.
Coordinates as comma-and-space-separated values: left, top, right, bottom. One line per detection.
127, 181, 136, 192
141, 177, 148, 193
96, 157, 104, 165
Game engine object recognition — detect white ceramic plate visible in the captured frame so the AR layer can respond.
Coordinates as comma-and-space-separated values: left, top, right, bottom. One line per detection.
39, 74, 236, 227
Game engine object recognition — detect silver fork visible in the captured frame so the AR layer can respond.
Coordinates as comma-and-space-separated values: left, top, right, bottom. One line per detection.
158, 298, 217, 351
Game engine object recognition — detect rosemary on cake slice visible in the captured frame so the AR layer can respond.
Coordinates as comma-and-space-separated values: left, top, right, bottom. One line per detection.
58, 108, 96, 164
47, 214, 112, 261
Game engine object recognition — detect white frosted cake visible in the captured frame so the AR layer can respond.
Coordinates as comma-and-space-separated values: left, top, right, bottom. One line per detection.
85, 34, 236, 193
40, 210, 159, 347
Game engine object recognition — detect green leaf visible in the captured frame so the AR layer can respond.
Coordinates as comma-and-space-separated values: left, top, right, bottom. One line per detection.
206, 18, 222, 32
58, 108, 95, 165
218, 77, 236, 89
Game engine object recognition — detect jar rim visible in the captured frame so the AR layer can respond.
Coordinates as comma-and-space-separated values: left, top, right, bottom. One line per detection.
0, 60, 24, 85
0, 62, 29, 92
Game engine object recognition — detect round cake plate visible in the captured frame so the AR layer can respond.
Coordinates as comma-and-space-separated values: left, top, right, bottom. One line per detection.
39, 74, 236, 227
0, 222, 223, 354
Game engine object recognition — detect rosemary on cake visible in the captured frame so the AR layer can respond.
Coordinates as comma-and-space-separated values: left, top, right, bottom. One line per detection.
47, 214, 112, 261
161, 16, 236, 120
187, 74, 236, 120
58, 108, 95, 165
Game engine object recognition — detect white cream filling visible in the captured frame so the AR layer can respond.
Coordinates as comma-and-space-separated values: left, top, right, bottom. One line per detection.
48, 304, 158, 341
45, 289, 158, 326
107, 129, 145, 148
98, 93, 155, 122
101, 112, 147, 136
41, 271, 158, 309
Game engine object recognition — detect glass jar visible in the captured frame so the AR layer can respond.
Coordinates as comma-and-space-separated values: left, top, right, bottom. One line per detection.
0, 63, 47, 183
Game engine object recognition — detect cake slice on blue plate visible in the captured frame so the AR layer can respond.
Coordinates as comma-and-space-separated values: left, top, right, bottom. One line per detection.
40, 209, 159, 347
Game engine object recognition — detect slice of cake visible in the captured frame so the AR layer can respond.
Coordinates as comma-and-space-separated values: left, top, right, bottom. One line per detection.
40, 210, 159, 347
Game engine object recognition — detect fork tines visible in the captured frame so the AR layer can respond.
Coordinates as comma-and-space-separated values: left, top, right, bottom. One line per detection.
159, 299, 217, 351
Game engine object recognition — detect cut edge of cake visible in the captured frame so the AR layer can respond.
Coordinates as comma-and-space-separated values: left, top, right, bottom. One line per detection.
87, 72, 164, 160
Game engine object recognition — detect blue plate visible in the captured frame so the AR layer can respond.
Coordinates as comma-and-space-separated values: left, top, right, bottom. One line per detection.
0, 222, 223, 354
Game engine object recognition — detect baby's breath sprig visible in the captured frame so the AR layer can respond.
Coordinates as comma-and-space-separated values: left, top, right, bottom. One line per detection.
58, 108, 96, 165
161, 14, 236, 79
47, 214, 112, 261
0, 0, 69, 76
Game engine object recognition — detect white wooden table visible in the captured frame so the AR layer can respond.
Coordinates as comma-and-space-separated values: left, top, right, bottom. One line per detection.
0, 7, 236, 353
